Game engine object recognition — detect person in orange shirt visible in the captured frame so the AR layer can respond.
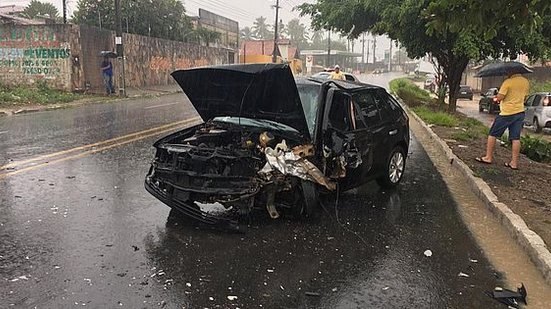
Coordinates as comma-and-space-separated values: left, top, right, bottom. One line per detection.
476, 71, 529, 170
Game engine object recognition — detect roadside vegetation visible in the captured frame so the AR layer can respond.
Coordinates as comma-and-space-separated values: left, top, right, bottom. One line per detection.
0, 81, 84, 106
389, 78, 433, 106
530, 80, 551, 94
392, 78, 551, 163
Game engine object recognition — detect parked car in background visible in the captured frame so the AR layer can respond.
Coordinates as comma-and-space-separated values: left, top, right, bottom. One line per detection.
311, 71, 359, 82
523, 92, 551, 133
456, 85, 473, 100
145, 64, 409, 229
479, 87, 500, 113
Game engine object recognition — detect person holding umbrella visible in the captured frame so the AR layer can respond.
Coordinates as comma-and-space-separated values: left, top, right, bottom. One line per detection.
475, 62, 531, 170
100, 53, 116, 95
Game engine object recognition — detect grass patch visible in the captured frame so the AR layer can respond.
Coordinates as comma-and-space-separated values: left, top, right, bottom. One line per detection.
0, 80, 84, 106
530, 80, 551, 94
389, 78, 432, 106
501, 134, 551, 163
412, 106, 459, 127
407, 74, 426, 83
452, 117, 489, 141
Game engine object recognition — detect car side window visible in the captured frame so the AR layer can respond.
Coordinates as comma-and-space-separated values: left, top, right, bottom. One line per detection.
353, 91, 382, 128
533, 95, 542, 107
372, 90, 399, 122
525, 95, 535, 107
328, 91, 352, 132
345, 74, 355, 81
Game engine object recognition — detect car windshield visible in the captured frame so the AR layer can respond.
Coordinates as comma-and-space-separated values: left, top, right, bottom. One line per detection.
297, 84, 321, 136
212, 116, 299, 134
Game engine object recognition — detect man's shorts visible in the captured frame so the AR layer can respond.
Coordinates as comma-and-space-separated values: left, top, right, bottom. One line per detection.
489, 112, 525, 140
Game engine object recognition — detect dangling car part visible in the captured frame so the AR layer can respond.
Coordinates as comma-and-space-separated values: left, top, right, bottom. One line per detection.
145, 64, 410, 229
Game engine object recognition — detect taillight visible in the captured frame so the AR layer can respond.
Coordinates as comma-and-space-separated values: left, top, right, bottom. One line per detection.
492, 97, 498, 102
544, 97, 549, 106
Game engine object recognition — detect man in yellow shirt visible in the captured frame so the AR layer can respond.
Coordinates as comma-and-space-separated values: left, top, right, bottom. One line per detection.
330, 65, 345, 80
476, 72, 529, 169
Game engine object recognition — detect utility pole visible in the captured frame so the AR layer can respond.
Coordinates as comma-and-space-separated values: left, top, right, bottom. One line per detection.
372, 36, 376, 64
388, 40, 392, 72
327, 30, 331, 67
271, 0, 280, 63
361, 33, 365, 64
114, 0, 126, 96
62, 0, 67, 24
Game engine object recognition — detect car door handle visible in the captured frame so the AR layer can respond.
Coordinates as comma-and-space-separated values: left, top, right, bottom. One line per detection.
388, 129, 398, 136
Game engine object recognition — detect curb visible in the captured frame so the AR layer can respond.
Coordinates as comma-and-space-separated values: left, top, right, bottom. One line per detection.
404, 105, 551, 285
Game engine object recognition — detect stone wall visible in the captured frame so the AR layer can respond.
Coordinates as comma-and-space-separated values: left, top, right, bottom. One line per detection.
0, 24, 235, 92
0, 24, 74, 90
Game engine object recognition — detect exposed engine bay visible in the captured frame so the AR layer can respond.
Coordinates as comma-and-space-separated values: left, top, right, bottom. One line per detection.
145, 119, 360, 221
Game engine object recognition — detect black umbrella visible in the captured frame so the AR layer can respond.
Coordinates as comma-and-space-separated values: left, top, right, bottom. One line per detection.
99, 51, 118, 58
475, 61, 533, 77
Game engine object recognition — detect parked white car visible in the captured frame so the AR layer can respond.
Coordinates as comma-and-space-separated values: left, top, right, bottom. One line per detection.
524, 92, 551, 133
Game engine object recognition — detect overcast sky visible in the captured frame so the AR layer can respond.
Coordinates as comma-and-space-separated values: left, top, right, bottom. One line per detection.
2, 0, 391, 58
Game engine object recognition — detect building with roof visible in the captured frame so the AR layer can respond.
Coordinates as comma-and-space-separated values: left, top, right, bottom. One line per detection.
240, 39, 302, 74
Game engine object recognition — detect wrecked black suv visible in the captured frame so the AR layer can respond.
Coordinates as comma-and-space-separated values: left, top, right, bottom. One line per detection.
145, 64, 409, 227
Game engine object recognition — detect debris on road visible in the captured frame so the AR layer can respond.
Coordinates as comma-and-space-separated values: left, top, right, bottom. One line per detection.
305, 292, 320, 297
469, 258, 478, 263
485, 283, 527, 308
424, 249, 433, 257
227, 295, 238, 301
458, 272, 470, 278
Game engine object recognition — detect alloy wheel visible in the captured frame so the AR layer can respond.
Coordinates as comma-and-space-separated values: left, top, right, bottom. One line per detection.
389, 151, 405, 184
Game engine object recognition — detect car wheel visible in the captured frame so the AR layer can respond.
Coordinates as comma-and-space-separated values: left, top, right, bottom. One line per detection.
534, 118, 542, 133
469, 95, 473, 100
479, 105, 484, 112
488, 104, 494, 114
377, 146, 406, 189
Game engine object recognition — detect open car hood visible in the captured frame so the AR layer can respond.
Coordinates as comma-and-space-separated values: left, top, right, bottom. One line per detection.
171, 63, 310, 136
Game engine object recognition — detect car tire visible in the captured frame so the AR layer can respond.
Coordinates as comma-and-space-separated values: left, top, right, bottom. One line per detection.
469, 95, 473, 100
296, 180, 319, 217
534, 118, 542, 133
377, 146, 406, 189
488, 104, 494, 114
479, 104, 484, 112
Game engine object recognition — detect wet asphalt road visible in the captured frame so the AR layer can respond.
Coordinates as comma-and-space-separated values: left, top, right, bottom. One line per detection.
1, 74, 505, 308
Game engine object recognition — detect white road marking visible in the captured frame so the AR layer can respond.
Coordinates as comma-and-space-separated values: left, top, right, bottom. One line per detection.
144, 102, 179, 110
0, 131, 8, 135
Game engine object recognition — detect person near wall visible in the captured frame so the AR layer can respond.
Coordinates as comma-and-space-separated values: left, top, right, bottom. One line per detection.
330, 65, 345, 80
475, 70, 530, 170
100, 57, 115, 95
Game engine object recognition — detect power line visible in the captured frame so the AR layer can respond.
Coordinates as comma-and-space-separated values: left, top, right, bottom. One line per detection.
184, 0, 257, 25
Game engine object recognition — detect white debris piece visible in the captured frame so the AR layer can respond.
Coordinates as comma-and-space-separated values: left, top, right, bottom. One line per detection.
423, 250, 433, 257
186, 282, 191, 287
458, 272, 470, 278
469, 259, 478, 263
382, 286, 390, 291
267, 269, 274, 273
227, 296, 238, 301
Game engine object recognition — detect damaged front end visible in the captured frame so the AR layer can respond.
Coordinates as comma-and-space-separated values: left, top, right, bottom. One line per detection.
145, 119, 337, 229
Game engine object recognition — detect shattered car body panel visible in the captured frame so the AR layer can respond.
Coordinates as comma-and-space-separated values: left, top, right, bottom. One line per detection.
145, 64, 410, 228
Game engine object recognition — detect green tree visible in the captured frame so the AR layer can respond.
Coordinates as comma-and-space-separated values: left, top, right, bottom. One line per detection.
72, 0, 193, 41
252, 16, 273, 40
286, 18, 309, 49
22, 0, 60, 21
300, 0, 551, 112
240, 26, 254, 41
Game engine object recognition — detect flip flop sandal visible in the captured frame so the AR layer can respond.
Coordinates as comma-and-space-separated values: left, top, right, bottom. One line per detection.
475, 157, 492, 164
504, 162, 519, 170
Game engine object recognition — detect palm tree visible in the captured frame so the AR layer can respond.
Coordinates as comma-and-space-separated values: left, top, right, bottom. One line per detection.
252, 16, 272, 40
240, 26, 254, 41
22, 0, 60, 21
286, 18, 308, 49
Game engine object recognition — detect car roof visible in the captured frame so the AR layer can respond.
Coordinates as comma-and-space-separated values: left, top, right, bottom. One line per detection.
297, 77, 382, 91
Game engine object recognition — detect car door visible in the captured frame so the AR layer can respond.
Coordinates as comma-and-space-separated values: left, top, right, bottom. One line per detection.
524, 94, 536, 125
533, 94, 545, 122
351, 89, 388, 177
322, 88, 374, 189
